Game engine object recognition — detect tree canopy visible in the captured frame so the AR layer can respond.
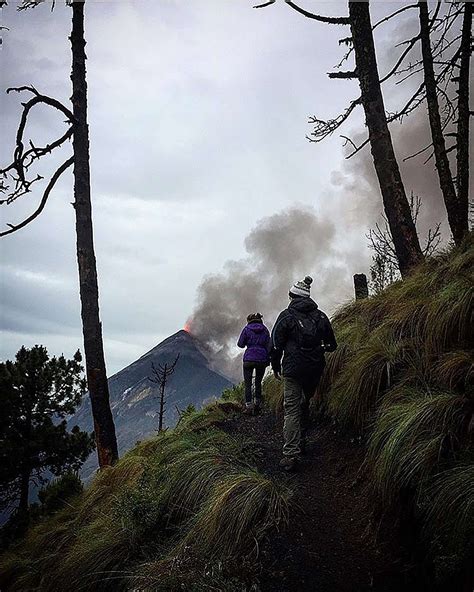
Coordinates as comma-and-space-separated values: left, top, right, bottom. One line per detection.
0, 345, 94, 514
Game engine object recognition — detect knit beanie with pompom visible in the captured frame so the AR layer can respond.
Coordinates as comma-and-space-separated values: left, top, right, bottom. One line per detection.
289, 276, 313, 298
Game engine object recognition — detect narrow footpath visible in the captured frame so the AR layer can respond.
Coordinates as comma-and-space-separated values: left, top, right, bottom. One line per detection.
223, 411, 422, 592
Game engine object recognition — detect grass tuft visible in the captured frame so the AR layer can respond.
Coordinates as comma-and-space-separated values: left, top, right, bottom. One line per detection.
368, 388, 471, 505
0, 425, 289, 592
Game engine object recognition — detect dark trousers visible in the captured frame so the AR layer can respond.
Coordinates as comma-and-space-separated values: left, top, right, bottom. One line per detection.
283, 367, 323, 457
300, 378, 320, 444
243, 362, 267, 404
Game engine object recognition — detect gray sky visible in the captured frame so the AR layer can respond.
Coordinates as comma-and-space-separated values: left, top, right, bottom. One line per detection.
0, 1, 457, 374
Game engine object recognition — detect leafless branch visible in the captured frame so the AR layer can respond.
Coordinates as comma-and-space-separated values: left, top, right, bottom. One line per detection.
253, 0, 275, 8
394, 64, 424, 86
341, 135, 370, 159
428, 1, 442, 30
380, 35, 420, 84
328, 69, 358, 79
334, 38, 354, 69
443, 143, 457, 157
0, 157, 74, 237
149, 355, 180, 432
1, 87, 74, 202
372, 4, 417, 31
422, 222, 442, 256
284, 0, 350, 25
307, 97, 361, 143
368, 193, 441, 292
387, 82, 426, 122
0, 86, 75, 236
403, 142, 433, 162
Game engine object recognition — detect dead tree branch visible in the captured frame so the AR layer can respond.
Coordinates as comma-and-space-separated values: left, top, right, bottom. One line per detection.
254, 0, 350, 24
307, 97, 361, 143
0, 158, 74, 237
149, 354, 180, 432
372, 4, 417, 31
341, 135, 370, 159
367, 193, 441, 292
328, 69, 358, 79
0, 86, 75, 235
284, 1, 350, 25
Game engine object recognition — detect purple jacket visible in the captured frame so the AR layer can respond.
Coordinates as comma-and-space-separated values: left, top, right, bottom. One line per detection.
237, 322, 271, 364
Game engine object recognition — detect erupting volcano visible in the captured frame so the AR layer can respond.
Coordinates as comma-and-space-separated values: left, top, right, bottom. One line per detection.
69, 329, 233, 479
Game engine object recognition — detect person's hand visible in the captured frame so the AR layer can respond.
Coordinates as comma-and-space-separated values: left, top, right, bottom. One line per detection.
273, 370, 281, 381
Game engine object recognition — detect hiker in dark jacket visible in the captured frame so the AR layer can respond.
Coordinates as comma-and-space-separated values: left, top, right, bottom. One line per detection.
237, 313, 271, 414
271, 276, 337, 471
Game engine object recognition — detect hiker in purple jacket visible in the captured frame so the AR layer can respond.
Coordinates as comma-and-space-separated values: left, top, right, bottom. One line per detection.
237, 313, 271, 414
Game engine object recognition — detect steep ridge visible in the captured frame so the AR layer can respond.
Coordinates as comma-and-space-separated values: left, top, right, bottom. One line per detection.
0, 401, 423, 592
69, 330, 233, 479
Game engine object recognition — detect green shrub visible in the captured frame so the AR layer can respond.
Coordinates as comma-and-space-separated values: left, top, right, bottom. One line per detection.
38, 472, 83, 515
222, 382, 245, 403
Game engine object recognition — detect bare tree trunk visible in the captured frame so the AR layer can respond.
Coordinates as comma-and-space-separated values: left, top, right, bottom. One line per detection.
18, 468, 31, 515
70, 0, 118, 467
18, 405, 33, 515
158, 382, 165, 432
418, 1, 465, 246
349, 1, 423, 277
456, 1, 472, 239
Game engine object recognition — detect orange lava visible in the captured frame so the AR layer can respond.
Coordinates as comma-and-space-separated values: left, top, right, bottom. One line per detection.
184, 320, 192, 333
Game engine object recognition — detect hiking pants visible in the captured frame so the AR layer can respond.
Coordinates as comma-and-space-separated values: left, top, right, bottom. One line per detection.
243, 362, 267, 405
282, 374, 322, 457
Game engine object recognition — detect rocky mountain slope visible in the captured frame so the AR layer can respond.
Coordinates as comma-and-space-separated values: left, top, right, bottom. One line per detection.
69, 330, 232, 479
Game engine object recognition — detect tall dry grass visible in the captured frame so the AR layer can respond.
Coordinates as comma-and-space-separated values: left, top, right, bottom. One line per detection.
317, 235, 474, 578
0, 404, 290, 592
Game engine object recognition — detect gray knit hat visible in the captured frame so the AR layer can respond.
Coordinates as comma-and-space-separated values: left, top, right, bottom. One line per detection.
289, 276, 313, 298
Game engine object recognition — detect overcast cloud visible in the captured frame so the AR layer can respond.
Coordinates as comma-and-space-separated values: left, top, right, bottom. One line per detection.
0, 1, 464, 375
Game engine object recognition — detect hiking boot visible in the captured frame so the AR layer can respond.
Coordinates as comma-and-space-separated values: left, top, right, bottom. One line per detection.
253, 402, 262, 415
279, 456, 299, 472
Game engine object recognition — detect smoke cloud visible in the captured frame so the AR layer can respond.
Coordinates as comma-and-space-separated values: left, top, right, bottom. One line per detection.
188, 7, 473, 382
188, 205, 357, 380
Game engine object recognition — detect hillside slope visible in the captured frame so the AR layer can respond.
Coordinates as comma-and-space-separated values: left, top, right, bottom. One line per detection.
1, 238, 472, 591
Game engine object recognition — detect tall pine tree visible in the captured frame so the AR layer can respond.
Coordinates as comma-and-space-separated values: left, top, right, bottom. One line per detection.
0, 346, 94, 515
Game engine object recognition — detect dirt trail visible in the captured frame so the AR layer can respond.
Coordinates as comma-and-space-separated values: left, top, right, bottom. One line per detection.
224, 411, 421, 592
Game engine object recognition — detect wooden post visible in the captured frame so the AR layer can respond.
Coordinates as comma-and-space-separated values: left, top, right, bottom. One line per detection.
354, 274, 369, 300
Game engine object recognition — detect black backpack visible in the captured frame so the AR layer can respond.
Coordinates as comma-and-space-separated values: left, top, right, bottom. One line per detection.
289, 309, 324, 353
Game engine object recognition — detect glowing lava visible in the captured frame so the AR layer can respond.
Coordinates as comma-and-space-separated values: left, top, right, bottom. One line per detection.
184, 320, 192, 333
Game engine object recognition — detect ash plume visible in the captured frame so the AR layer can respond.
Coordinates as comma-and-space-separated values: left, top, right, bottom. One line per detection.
337, 6, 474, 244
188, 205, 356, 381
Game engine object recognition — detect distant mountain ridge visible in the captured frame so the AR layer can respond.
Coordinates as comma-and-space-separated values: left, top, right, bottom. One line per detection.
70, 330, 233, 479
